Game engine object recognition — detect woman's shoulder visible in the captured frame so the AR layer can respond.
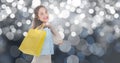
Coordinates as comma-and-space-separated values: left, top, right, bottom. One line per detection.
43, 27, 51, 31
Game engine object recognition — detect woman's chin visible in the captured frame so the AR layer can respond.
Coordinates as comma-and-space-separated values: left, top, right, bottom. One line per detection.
43, 20, 48, 23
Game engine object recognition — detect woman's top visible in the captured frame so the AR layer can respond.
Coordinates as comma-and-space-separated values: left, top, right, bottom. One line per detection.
30, 23, 63, 45
40, 27, 54, 55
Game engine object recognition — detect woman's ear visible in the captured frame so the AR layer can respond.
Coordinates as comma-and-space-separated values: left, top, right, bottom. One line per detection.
37, 16, 39, 20
37, 14, 39, 20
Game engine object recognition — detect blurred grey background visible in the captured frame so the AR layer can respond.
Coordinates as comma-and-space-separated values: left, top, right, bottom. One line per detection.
0, 0, 120, 63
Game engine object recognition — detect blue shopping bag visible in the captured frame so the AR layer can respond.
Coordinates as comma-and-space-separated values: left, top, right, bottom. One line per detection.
40, 27, 54, 55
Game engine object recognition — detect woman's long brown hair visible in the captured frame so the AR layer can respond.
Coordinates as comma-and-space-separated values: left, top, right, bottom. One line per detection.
32, 5, 46, 29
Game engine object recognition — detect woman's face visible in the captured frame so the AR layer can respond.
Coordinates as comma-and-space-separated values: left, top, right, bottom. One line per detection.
38, 7, 49, 23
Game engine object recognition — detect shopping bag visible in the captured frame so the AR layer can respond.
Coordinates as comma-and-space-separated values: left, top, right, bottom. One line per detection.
18, 24, 46, 56
40, 28, 54, 55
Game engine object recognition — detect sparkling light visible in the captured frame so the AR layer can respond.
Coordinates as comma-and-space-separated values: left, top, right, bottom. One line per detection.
0, 28, 2, 35
28, 8, 34, 13
70, 24, 82, 35
11, 28, 16, 33
114, 13, 119, 18
71, 0, 81, 7
6, 7, 12, 14
91, 23, 97, 29
70, 6, 76, 12
0, 10, 8, 21
67, 0, 72, 4
49, 14, 54, 22
115, 2, 120, 8
93, 15, 104, 24
0, 0, 120, 62
32, 14, 35, 18
23, 32, 27, 36
60, 10, 70, 18
76, 8, 82, 13
17, 5, 22, 10
10, 25, 16, 33
6, 32, 14, 40
68, 35, 80, 46
99, 11, 105, 16
1, 0, 6, 3
10, 13, 15, 19
18, 0, 25, 5
79, 13, 86, 19
76, 39, 87, 51
43, 2, 49, 6
1, 4, 6, 9
53, 7, 60, 15
89, 43, 105, 57
65, 22, 70, 27
31, 0, 41, 8
17, 22, 22, 27
12, 2, 17, 7
26, 20, 31, 25
22, 7, 27, 12
114, 25, 120, 34
60, 2, 66, 7
49, 4, 54, 9
59, 40, 72, 53
67, 55, 79, 63
89, 9, 94, 14
105, 4, 111, 9
74, 20, 79, 25
6, 0, 14, 3
65, 4, 71, 10
71, 32, 76, 37
109, 7, 116, 14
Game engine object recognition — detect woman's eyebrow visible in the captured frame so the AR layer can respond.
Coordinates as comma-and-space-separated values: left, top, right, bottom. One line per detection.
39, 12, 43, 15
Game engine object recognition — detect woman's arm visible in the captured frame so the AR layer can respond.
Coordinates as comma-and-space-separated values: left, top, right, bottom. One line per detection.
46, 23, 63, 45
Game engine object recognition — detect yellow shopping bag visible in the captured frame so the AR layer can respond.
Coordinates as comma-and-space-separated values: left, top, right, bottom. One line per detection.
19, 24, 46, 56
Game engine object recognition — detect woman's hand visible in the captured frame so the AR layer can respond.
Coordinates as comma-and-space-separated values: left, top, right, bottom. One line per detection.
58, 42, 63, 45
44, 22, 52, 28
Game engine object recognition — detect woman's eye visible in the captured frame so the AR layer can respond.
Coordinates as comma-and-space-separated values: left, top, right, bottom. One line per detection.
45, 11, 47, 13
40, 13, 43, 15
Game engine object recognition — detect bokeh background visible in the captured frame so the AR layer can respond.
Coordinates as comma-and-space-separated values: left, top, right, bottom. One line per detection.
0, 0, 120, 63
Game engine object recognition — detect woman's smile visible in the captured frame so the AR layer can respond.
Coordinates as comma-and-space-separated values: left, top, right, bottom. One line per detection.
43, 16, 48, 20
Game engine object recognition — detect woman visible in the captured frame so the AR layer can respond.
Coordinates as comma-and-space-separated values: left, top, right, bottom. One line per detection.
31, 5, 63, 63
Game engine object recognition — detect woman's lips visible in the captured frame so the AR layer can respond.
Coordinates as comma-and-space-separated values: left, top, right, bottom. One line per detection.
43, 17, 48, 20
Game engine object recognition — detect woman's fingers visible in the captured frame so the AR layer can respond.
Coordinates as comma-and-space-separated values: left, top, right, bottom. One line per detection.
58, 42, 63, 45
